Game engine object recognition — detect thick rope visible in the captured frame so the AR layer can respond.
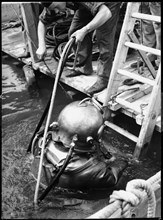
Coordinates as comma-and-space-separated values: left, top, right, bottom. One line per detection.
147, 170, 161, 186
87, 171, 161, 218
127, 179, 156, 217
109, 177, 157, 218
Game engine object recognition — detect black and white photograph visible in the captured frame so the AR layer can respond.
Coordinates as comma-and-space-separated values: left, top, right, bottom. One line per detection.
2, 2, 161, 219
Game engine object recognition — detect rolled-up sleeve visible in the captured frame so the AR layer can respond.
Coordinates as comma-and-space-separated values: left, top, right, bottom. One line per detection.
39, 8, 58, 25
80, 2, 105, 16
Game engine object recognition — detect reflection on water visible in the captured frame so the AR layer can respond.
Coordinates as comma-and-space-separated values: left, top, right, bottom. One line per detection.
2, 52, 161, 219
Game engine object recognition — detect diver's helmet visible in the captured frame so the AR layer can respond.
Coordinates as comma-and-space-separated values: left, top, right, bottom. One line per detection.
55, 98, 104, 152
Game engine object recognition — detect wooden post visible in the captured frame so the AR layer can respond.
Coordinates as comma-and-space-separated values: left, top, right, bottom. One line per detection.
20, 3, 39, 63
133, 64, 161, 159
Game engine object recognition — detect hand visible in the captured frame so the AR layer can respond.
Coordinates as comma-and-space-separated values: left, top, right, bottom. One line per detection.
36, 46, 47, 60
102, 106, 112, 121
70, 27, 88, 44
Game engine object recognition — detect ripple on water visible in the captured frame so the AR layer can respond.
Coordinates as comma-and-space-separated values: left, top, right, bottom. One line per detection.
2, 52, 161, 219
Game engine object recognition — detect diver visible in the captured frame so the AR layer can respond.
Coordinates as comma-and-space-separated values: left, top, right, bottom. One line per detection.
31, 98, 128, 192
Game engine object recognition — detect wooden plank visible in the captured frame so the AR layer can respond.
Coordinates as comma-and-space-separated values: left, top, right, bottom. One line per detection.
20, 3, 39, 63
106, 85, 152, 111
1, 3, 21, 22
105, 121, 138, 142
120, 85, 152, 102
95, 83, 161, 133
2, 47, 27, 61
2, 25, 161, 133
115, 97, 142, 113
2, 26, 24, 46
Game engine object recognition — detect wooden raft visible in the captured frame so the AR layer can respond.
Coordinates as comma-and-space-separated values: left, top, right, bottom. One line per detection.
2, 25, 161, 134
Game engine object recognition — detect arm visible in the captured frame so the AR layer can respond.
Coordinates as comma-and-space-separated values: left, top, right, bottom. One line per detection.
71, 4, 112, 44
36, 20, 47, 60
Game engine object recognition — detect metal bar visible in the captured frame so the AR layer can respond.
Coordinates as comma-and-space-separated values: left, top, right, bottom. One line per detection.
33, 37, 75, 207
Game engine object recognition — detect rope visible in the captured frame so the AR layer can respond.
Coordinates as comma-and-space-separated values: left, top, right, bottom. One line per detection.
147, 170, 161, 186
87, 200, 122, 219
110, 171, 161, 218
128, 180, 156, 217
109, 179, 157, 218
87, 171, 161, 218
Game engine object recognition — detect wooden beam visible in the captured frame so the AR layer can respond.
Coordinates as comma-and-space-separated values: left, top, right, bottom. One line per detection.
108, 85, 152, 111
132, 12, 161, 23
105, 121, 138, 142
125, 42, 161, 56
20, 3, 39, 63
117, 69, 155, 86
133, 65, 161, 159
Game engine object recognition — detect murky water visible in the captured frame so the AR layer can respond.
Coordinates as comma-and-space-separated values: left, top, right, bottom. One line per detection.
2, 52, 161, 219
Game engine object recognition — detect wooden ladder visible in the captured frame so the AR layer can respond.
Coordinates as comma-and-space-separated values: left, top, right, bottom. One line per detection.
103, 2, 161, 160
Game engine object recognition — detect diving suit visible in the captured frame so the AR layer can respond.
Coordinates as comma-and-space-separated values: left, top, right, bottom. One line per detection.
30, 98, 128, 190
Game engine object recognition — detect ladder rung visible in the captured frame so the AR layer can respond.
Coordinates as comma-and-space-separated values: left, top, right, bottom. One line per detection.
115, 97, 140, 114
132, 12, 161, 23
105, 121, 138, 143
117, 69, 155, 86
125, 42, 161, 56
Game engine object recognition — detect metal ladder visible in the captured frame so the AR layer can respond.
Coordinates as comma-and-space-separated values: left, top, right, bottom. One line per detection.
103, 2, 161, 159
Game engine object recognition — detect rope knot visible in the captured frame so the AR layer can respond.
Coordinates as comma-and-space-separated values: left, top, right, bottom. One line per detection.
109, 190, 140, 206
109, 178, 157, 218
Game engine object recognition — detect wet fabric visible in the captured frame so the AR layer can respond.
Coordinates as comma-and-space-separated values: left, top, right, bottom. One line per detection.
31, 134, 127, 191
57, 152, 116, 189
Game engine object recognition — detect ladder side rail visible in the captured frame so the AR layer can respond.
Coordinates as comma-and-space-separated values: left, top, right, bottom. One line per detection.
133, 64, 161, 159
103, 2, 141, 108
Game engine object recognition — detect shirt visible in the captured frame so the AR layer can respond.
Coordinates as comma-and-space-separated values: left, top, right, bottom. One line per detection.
39, 2, 121, 25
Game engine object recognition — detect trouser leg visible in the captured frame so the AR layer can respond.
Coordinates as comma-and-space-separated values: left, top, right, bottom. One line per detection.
140, 3, 157, 62
96, 6, 120, 80
149, 2, 161, 66
68, 9, 93, 73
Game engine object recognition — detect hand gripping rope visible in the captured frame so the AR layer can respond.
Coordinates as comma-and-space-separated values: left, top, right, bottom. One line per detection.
87, 171, 160, 218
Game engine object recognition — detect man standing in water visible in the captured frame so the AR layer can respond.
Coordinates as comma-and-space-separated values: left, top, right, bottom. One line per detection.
36, 2, 121, 95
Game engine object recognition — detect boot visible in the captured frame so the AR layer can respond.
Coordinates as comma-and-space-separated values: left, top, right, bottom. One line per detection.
85, 77, 108, 95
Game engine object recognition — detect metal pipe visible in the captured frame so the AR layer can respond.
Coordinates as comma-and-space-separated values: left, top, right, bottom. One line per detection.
33, 37, 75, 207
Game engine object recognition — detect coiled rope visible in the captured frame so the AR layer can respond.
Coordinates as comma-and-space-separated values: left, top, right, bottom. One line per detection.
87, 171, 161, 218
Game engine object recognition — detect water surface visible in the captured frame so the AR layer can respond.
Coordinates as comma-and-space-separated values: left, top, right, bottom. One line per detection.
2, 52, 161, 219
